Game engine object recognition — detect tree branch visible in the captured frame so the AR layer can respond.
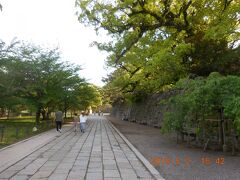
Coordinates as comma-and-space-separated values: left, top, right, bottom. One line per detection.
115, 30, 144, 64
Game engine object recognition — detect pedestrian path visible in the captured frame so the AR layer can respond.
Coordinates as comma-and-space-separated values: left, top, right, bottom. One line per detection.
0, 116, 163, 180
0, 125, 73, 174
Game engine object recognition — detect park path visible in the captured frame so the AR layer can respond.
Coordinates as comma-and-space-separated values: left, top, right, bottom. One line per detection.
0, 116, 163, 180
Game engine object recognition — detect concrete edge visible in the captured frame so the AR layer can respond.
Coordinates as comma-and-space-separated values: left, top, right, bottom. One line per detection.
109, 120, 165, 180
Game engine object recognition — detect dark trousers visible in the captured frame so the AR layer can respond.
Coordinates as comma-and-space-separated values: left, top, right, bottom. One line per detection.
56, 121, 62, 131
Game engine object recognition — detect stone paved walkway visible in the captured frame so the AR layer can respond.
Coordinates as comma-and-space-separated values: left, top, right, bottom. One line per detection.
0, 116, 160, 180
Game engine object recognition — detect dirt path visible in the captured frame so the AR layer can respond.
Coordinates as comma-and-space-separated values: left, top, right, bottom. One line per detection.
108, 116, 240, 180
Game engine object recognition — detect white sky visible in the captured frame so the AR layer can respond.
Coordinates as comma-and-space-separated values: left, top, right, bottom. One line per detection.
0, 0, 109, 86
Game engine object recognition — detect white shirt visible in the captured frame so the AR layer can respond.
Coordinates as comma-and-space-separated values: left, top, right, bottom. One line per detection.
79, 115, 87, 123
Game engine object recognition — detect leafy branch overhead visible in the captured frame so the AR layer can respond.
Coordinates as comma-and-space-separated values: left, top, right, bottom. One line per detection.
76, 0, 240, 98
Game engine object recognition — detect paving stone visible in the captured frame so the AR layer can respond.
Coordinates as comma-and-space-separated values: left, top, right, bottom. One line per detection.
43, 161, 59, 167
0, 170, 18, 178
33, 158, 48, 165
39, 165, 56, 171
78, 152, 90, 157
103, 164, 118, 170
135, 170, 152, 178
87, 168, 103, 173
103, 156, 115, 160
53, 169, 70, 174
14, 160, 32, 167
103, 160, 116, 164
119, 168, 137, 178
18, 165, 40, 175
56, 163, 72, 170
0, 117, 159, 180
67, 176, 85, 180
30, 170, 52, 179
62, 158, 76, 163
117, 162, 132, 169
74, 160, 88, 166
88, 162, 102, 168
130, 160, 143, 166
122, 176, 139, 180
104, 170, 120, 178
72, 165, 87, 170
90, 157, 102, 162
133, 165, 147, 171
48, 173, 68, 180
7, 166, 24, 171
67, 170, 86, 178
86, 173, 103, 180
10, 175, 30, 180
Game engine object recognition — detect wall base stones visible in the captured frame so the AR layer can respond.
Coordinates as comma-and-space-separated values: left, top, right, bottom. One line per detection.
111, 91, 176, 128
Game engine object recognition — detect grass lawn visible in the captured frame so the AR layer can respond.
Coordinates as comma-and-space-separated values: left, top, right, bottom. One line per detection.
0, 117, 55, 149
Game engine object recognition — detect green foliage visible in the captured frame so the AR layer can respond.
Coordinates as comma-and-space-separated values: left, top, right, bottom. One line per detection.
76, 0, 240, 103
76, 84, 102, 110
0, 40, 103, 122
162, 73, 240, 135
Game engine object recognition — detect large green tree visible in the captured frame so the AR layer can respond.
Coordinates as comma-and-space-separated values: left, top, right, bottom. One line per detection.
0, 40, 26, 117
76, 0, 239, 101
0, 40, 102, 124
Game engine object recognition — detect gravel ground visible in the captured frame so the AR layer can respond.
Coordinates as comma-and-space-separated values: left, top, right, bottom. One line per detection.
108, 116, 240, 180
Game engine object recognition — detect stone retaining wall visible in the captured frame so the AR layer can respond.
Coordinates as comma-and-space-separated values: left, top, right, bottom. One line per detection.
111, 91, 176, 127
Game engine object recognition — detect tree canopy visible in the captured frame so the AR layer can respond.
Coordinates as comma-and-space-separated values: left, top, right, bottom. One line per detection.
76, 0, 240, 101
0, 40, 102, 123
76, 0, 240, 143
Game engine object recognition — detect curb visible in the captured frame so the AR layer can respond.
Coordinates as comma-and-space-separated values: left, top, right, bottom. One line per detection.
109, 120, 165, 180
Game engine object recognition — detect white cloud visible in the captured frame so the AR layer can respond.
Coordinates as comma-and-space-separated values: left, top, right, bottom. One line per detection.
0, 0, 109, 86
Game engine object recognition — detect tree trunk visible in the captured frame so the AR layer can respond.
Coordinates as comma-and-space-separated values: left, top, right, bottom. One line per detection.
41, 109, 46, 121
0, 108, 3, 117
36, 107, 41, 125
46, 111, 50, 120
218, 108, 224, 146
64, 100, 67, 119
220, 108, 227, 152
7, 108, 10, 119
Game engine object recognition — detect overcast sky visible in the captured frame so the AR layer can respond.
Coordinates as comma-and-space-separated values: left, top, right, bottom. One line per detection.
0, 0, 109, 86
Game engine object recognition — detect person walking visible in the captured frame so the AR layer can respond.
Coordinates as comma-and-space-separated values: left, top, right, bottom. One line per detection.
55, 110, 63, 133
73, 113, 79, 132
79, 112, 87, 133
